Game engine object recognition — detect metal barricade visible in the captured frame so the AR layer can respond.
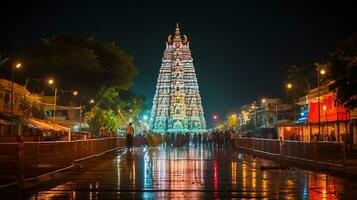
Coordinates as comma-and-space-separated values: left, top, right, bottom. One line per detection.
0, 137, 124, 188
235, 137, 345, 166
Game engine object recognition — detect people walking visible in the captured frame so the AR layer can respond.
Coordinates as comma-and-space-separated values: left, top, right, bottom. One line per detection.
126, 123, 134, 151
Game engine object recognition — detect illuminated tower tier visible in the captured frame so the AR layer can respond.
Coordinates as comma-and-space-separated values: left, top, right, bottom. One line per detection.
150, 23, 206, 133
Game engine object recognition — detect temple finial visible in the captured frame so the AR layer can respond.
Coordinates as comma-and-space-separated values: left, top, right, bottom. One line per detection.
175, 22, 180, 36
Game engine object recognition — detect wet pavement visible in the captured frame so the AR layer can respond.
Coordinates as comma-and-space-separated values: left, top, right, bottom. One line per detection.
2, 145, 357, 199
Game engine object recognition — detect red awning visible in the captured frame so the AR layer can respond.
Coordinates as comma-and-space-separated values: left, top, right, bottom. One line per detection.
307, 95, 350, 123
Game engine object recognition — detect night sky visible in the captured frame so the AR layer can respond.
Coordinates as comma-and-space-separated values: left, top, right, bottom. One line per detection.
1, 1, 356, 127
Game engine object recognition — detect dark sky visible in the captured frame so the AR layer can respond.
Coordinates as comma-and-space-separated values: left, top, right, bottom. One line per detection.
1, 0, 356, 127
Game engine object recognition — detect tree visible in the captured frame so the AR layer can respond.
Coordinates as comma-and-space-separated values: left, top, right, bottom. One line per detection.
0, 53, 9, 67
328, 34, 357, 109
286, 64, 315, 101
17, 34, 138, 100
84, 87, 145, 134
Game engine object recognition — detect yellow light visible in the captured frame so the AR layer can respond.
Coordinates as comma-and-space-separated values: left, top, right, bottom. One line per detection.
15, 63, 22, 69
261, 98, 266, 103
73, 90, 78, 96
48, 79, 54, 85
286, 83, 293, 89
320, 69, 326, 75
323, 105, 327, 111
89, 99, 94, 104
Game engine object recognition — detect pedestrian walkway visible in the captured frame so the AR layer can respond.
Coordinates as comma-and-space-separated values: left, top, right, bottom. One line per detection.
2, 145, 357, 199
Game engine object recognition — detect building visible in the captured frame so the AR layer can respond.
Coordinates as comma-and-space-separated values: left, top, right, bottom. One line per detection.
278, 81, 356, 149
238, 99, 292, 138
149, 23, 206, 133
42, 95, 82, 131
0, 79, 70, 141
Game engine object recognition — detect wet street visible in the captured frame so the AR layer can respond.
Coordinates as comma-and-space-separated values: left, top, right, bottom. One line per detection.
3, 145, 357, 199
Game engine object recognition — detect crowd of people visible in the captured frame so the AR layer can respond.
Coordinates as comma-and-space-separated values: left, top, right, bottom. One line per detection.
99, 123, 238, 149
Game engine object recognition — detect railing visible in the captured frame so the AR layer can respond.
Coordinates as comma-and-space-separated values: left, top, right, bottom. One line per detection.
0, 137, 125, 188
235, 137, 345, 166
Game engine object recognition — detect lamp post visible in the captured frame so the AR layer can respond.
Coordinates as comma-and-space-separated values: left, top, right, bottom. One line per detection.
72, 90, 82, 132
314, 63, 326, 141
11, 63, 22, 116
47, 79, 56, 127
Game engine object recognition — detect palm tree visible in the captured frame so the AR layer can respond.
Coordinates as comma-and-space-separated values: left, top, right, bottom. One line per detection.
287, 64, 314, 98
0, 53, 10, 67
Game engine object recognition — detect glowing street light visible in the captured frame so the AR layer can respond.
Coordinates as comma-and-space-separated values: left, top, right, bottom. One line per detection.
286, 83, 293, 89
89, 99, 95, 104
261, 98, 266, 103
48, 79, 54, 85
15, 63, 22, 69
320, 69, 326, 75
72, 90, 78, 96
212, 114, 218, 121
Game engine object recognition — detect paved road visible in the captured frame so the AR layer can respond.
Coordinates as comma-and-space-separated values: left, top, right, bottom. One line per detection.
3, 145, 357, 199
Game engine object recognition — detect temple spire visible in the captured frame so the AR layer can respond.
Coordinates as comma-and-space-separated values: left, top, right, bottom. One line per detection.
175, 22, 180, 36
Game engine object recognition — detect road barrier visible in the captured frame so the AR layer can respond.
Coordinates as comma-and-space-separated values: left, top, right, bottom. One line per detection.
0, 137, 125, 189
235, 137, 346, 167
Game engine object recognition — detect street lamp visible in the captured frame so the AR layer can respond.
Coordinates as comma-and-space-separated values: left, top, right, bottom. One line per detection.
71, 90, 82, 131
11, 62, 22, 115
47, 79, 57, 127
315, 63, 326, 140
286, 83, 293, 89
72, 90, 78, 96
89, 99, 95, 104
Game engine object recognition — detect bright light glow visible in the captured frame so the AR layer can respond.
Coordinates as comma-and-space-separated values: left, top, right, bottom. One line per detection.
261, 98, 266, 103
212, 115, 218, 120
320, 69, 326, 75
48, 79, 54, 85
89, 99, 94, 104
15, 63, 22, 69
73, 90, 78, 96
286, 83, 293, 89
143, 115, 148, 121
323, 105, 327, 111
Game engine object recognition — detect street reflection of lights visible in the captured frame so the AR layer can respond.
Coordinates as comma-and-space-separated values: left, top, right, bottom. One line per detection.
242, 163, 247, 188
231, 162, 237, 186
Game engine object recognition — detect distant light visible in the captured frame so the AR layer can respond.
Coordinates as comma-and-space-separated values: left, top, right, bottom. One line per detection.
89, 99, 94, 104
143, 115, 148, 121
320, 69, 326, 75
15, 63, 22, 69
286, 83, 293, 89
48, 79, 54, 85
323, 105, 327, 111
212, 115, 218, 120
261, 98, 266, 103
73, 90, 78, 96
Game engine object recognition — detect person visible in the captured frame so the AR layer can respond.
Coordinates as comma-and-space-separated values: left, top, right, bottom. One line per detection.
126, 123, 134, 151
108, 128, 115, 137
99, 125, 107, 138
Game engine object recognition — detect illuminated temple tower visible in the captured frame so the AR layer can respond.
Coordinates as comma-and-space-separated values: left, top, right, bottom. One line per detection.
149, 23, 206, 134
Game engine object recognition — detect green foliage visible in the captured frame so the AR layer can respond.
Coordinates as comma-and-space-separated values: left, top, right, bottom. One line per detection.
85, 87, 146, 133
85, 106, 120, 134
328, 34, 357, 109
18, 34, 138, 99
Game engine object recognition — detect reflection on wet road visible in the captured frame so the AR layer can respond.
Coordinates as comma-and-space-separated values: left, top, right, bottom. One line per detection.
21, 146, 357, 199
